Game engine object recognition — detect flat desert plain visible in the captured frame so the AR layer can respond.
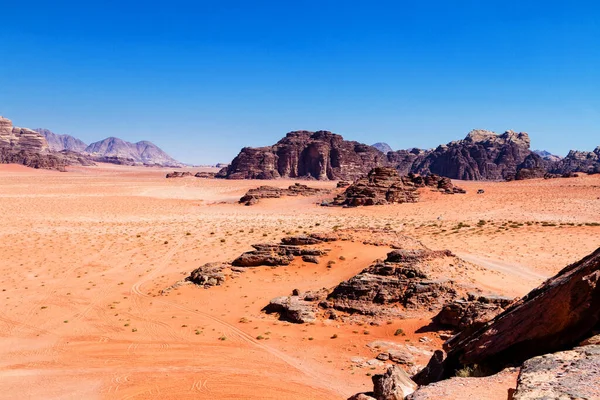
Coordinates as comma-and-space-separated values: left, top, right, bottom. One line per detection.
0, 163, 598, 399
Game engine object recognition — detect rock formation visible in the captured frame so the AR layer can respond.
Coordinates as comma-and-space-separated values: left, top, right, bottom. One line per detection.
326, 249, 460, 316
331, 167, 420, 207
220, 129, 548, 181
34, 128, 88, 152
330, 168, 465, 207
372, 142, 393, 154
548, 146, 600, 175
232, 242, 325, 267
239, 183, 330, 205
86, 137, 182, 167
433, 293, 514, 332
513, 345, 600, 400
392, 130, 543, 181
166, 171, 192, 178
430, 247, 600, 380
0, 116, 70, 170
217, 130, 389, 180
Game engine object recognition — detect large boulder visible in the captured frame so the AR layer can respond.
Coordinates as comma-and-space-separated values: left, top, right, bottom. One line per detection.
440, 247, 600, 378
372, 366, 418, 400
513, 345, 600, 399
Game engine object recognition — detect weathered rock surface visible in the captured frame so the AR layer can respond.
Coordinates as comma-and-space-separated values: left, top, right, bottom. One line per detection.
166, 171, 192, 178
263, 290, 328, 323
86, 137, 182, 167
408, 367, 519, 400
34, 128, 88, 152
440, 247, 600, 378
332, 167, 420, 207
194, 171, 216, 178
232, 235, 331, 267
0, 116, 71, 170
218, 130, 389, 180
239, 183, 330, 205
186, 262, 228, 287
549, 146, 600, 175
218, 128, 596, 181
327, 249, 459, 316
391, 130, 541, 181
434, 293, 514, 332
513, 345, 600, 400
372, 365, 418, 400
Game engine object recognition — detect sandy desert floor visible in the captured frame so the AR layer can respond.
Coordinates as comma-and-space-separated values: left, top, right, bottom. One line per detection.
0, 163, 598, 399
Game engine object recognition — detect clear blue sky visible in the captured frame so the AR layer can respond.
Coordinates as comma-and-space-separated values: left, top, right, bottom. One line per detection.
1, 1, 598, 164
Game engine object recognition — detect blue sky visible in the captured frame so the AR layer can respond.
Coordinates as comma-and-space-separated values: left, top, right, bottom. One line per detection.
1, 1, 598, 164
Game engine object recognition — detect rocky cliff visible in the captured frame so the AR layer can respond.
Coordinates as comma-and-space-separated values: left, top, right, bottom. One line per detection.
548, 147, 600, 175
0, 116, 69, 170
220, 129, 546, 181
85, 137, 182, 167
217, 130, 389, 180
34, 128, 88, 152
393, 130, 543, 181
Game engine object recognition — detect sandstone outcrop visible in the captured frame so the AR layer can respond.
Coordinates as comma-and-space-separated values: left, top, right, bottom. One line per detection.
263, 289, 328, 323
218, 130, 389, 180
434, 293, 514, 332
0, 116, 70, 170
372, 365, 418, 400
548, 146, 600, 175
232, 243, 325, 267
194, 171, 216, 178
513, 345, 600, 400
221, 129, 548, 181
436, 247, 600, 379
326, 249, 460, 316
166, 171, 192, 178
331, 167, 420, 207
186, 262, 228, 287
239, 183, 330, 205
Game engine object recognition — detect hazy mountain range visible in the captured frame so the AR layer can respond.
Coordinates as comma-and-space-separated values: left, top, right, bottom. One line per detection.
34, 128, 182, 167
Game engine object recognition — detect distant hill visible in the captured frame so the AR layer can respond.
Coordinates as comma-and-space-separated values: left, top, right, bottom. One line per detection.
34, 128, 88, 153
85, 137, 182, 167
371, 142, 393, 154
533, 149, 562, 163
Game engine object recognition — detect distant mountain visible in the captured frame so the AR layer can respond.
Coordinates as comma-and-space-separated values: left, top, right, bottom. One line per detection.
533, 149, 562, 163
371, 142, 393, 154
85, 137, 182, 167
34, 128, 88, 153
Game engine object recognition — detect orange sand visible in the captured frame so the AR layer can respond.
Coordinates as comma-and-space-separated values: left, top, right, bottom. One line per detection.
0, 163, 598, 399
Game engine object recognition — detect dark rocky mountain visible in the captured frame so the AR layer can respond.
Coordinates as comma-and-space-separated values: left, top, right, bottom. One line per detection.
217, 130, 388, 180
390, 130, 544, 181
220, 129, 548, 181
0, 116, 69, 170
85, 137, 182, 167
548, 147, 600, 175
34, 128, 88, 153
372, 142, 393, 154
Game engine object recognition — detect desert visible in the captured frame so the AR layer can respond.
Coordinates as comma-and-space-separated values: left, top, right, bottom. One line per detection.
0, 162, 598, 399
